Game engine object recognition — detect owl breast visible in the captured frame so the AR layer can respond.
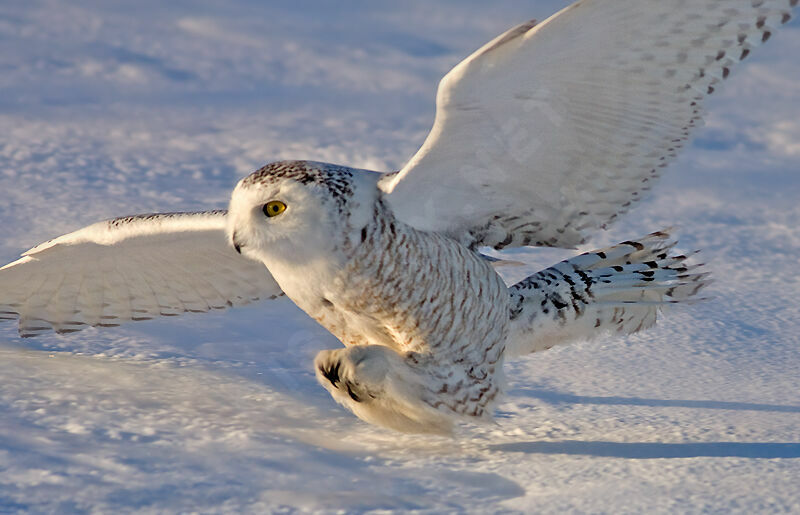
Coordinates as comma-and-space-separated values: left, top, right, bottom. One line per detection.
316, 199, 510, 364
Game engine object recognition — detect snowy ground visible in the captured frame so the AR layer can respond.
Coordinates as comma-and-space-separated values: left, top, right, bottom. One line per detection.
1, 1, 799, 512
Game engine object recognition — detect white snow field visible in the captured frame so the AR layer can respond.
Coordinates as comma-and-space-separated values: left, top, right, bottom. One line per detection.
1, 1, 799, 512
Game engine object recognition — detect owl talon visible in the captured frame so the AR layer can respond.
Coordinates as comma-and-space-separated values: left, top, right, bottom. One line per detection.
319, 360, 341, 387
315, 347, 394, 406
319, 359, 364, 402
345, 383, 362, 402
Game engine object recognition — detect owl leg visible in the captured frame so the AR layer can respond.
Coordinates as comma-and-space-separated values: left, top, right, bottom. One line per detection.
314, 345, 454, 434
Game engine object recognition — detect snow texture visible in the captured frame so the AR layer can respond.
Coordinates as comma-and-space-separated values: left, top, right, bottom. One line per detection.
0, 0, 798, 512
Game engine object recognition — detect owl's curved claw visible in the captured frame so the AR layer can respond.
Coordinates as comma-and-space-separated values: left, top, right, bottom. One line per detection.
317, 359, 364, 401
344, 383, 362, 402
315, 348, 378, 404
319, 360, 341, 388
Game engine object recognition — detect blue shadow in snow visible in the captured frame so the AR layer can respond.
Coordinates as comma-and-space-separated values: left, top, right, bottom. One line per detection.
512, 388, 800, 414
493, 441, 800, 459
99, 45, 198, 82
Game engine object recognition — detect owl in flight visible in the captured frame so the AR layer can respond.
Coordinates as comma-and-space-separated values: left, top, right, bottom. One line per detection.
1, 0, 795, 433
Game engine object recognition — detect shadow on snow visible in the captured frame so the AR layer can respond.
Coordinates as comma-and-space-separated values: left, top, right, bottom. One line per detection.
492, 440, 800, 459
512, 387, 800, 413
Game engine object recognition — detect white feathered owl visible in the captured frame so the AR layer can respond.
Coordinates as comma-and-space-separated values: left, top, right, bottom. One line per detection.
1, 0, 795, 433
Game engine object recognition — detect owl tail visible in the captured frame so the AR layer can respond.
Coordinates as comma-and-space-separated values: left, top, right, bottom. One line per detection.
504, 229, 710, 358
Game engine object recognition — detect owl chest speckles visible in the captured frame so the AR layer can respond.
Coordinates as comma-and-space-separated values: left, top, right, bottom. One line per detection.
313, 199, 510, 365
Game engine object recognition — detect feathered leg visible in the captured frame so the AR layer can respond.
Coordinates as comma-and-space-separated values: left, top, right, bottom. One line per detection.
314, 345, 502, 434
314, 346, 456, 433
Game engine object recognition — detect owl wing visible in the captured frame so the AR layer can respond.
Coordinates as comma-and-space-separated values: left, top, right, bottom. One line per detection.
381, 0, 796, 249
0, 211, 283, 337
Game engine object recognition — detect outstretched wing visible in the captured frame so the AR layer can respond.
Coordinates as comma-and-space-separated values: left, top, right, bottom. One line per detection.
0, 211, 282, 337
381, 0, 796, 249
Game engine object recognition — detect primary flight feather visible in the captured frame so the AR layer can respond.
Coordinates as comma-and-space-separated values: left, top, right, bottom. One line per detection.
1, 0, 795, 433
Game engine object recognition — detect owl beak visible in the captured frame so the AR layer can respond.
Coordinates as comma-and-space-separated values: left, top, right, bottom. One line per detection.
231, 232, 243, 254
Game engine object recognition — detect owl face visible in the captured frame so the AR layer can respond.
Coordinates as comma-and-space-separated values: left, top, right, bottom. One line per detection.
226, 161, 382, 267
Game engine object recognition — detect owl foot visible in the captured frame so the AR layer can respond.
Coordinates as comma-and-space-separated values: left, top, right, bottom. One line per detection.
315, 346, 389, 404
313, 345, 454, 434
316, 357, 368, 402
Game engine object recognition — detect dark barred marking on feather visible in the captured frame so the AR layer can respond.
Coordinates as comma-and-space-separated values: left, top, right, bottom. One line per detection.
242, 160, 356, 211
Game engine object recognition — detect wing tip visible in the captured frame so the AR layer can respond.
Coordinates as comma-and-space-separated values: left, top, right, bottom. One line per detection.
0, 256, 34, 271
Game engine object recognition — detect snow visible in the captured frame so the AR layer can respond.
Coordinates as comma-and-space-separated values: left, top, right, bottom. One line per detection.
1, 0, 799, 512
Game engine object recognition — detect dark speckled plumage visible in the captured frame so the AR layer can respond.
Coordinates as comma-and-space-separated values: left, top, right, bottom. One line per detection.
242, 160, 356, 211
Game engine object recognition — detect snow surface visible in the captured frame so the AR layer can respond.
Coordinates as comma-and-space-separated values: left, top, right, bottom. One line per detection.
1, 1, 799, 512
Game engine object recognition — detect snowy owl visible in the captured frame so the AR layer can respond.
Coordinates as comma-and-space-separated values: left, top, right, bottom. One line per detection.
1, 0, 796, 434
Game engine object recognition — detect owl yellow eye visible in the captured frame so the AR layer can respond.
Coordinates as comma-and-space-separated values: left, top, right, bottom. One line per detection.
263, 201, 286, 218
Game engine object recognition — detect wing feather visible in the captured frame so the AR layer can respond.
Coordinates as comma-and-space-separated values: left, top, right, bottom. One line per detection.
0, 211, 283, 337
382, 0, 796, 249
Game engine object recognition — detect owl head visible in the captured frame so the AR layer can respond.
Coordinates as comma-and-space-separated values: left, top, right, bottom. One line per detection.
227, 160, 382, 265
